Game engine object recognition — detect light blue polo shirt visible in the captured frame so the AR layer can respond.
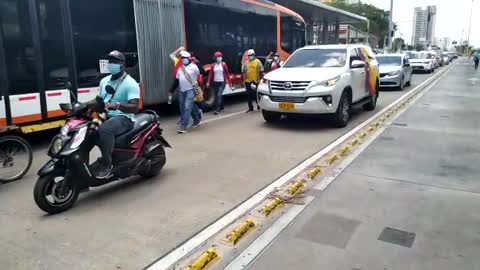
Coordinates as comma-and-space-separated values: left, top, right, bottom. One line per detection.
98, 74, 140, 121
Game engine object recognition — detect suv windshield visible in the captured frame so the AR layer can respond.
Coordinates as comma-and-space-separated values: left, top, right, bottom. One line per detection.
377, 56, 402, 66
410, 53, 432, 59
283, 48, 347, 68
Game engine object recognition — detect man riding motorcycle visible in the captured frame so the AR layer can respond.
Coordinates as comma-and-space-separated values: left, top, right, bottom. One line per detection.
89, 50, 140, 178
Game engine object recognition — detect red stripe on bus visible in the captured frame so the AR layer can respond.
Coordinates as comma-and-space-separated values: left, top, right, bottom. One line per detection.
47, 92, 62, 97
78, 89, 90, 94
18, 96, 36, 101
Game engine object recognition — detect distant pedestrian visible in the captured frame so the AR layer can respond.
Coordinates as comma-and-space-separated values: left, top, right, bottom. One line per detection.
242, 49, 264, 112
474, 51, 480, 70
207, 51, 232, 114
265, 51, 281, 72
169, 51, 201, 133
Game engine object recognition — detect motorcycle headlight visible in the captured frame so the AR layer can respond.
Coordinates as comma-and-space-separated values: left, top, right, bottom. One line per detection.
388, 70, 400, 76
51, 137, 63, 155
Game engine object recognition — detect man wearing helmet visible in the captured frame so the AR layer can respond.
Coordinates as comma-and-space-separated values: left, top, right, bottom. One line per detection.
242, 49, 264, 112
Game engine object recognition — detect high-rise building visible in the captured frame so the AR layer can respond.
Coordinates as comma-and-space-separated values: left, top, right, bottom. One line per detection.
411, 6, 437, 48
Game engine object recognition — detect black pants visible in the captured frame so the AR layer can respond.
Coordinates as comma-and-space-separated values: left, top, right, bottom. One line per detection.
245, 82, 258, 110
475, 59, 479, 70
97, 116, 133, 165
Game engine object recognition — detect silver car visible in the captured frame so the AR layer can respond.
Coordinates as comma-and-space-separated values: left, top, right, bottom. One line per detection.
377, 54, 413, 90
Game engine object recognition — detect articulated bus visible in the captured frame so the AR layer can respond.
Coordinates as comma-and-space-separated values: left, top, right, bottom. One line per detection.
0, 0, 305, 133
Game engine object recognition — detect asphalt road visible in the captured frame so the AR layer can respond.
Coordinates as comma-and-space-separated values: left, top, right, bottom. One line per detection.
0, 70, 436, 270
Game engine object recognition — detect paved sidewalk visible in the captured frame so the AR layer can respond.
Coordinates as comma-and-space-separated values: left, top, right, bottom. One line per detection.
247, 62, 480, 269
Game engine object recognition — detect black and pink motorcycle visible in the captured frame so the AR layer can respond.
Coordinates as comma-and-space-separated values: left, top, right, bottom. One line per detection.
34, 96, 171, 214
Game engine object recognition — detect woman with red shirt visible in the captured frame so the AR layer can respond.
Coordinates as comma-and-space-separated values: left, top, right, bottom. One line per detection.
206, 51, 232, 114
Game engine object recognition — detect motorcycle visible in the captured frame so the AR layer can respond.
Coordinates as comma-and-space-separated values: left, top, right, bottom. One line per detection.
34, 95, 171, 214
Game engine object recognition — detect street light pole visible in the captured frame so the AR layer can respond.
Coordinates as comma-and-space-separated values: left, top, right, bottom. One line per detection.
387, 0, 394, 51
466, 0, 474, 55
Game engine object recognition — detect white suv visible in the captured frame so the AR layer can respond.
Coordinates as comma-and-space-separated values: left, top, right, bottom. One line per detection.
258, 44, 380, 127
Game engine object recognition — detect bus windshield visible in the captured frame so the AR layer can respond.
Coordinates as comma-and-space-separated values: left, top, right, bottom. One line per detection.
283, 49, 347, 68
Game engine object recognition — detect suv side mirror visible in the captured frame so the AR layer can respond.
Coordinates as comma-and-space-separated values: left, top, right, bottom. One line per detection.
351, 60, 365, 69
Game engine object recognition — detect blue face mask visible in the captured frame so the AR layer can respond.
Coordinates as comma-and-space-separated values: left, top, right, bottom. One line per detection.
248, 55, 255, 61
182, 58, 190, 65
108, 63, 122, 75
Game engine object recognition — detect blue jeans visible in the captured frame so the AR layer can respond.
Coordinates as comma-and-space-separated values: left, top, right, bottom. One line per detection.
98, 116, 133, 165
212, 82, 225, 112
179, 89, 200, 129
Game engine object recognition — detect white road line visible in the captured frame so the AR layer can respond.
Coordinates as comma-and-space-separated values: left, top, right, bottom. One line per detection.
202, 110, 248, 124
224, 196, 314, 270
145, 67, 449, 270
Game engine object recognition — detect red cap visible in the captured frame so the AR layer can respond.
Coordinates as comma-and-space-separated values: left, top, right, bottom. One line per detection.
214, 51, 223, 58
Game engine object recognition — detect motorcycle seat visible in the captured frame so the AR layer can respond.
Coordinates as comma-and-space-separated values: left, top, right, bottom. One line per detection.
115, 113, 154, 147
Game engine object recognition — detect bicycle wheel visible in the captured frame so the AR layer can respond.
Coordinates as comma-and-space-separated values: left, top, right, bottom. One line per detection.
0, 135, 33, 182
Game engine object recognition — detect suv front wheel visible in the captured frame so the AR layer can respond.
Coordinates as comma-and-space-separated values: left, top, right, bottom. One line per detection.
332, 91, 350, 128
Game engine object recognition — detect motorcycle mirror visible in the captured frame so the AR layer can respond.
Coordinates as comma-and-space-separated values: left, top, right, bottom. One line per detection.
105, 85, 115, 95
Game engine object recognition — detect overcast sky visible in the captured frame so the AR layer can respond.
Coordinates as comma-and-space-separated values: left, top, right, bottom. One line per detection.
360, 0, 479, 47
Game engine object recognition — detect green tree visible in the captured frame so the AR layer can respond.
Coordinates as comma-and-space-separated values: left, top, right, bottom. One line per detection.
327, 0, 395, 48
392, 37, 404, 52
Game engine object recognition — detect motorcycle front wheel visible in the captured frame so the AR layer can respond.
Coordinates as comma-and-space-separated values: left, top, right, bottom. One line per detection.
33, 172, 79, 214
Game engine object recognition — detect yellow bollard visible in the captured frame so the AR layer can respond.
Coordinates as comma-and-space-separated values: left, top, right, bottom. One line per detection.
185, 248, 220, 270
288, 181, 305, 196
307, 167, 322, 179
339, 146, 350, 156
224, 219, 256, 245
261, 197, 283, 217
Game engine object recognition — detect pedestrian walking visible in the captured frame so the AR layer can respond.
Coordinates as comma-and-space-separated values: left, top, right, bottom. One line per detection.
169, 47, 203, 125
169, 51, 201, 133
242, 49, 264, 112
206, 51, 232, 114
474, 51, 480, 70
265, 51, 281, 72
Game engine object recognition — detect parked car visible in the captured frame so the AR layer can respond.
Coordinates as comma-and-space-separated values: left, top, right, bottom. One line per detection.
377, 54, 412, 90
409, 51, 435, 73
257, 44, 380, 127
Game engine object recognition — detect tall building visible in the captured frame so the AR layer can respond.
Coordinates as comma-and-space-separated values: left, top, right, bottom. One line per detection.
411, 6, 437, 48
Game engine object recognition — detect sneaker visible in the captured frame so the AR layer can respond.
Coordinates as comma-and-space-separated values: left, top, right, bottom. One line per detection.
95, 162, 113, 179
213, 111, 219, 115
177, 128, 187, 134
192, 121, 201, 128
246, 109, 254, 113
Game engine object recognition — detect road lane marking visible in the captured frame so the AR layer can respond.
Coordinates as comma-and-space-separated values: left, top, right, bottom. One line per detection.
223, 196, 314, 270
145, 66, 450, 270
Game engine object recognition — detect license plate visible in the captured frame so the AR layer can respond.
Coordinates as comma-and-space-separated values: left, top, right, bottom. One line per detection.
279, 102, 295, 112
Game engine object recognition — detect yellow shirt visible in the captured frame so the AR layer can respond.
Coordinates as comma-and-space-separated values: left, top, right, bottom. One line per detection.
245, 60, 260, 83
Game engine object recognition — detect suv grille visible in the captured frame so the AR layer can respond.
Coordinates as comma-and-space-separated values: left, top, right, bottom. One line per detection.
270, 96, 307, 103
270, 81, 310, 91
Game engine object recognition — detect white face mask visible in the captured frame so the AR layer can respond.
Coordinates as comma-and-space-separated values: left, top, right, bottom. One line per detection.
274, 56, 279, 61
216, 57, 222, 62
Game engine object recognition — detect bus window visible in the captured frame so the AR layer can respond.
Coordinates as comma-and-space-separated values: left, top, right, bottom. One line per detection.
281, 15, 306, 54
39, 0, 70, 90
185, 0, 276, 74
69, 0, 138, 87
0, 0, 38, 95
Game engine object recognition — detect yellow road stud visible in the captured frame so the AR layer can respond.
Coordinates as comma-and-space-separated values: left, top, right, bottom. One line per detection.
224, 219, 256, 245
307, 166, 322, 179
359, 132, 367, 139
185, 248, 220, 270
386, 112, 391, 118
374, 122, 380, 127
288, 181, 305, 196
380, 117, 386, 122
351, 138, 359, 146
327, 154, 339, 165
339, 146, 350, 156
261, 197, 283, 217
367, 126, 375, 133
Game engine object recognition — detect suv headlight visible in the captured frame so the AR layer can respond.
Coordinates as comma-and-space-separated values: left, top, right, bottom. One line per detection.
388, 70, 400, 76
312, 75, 341, 87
